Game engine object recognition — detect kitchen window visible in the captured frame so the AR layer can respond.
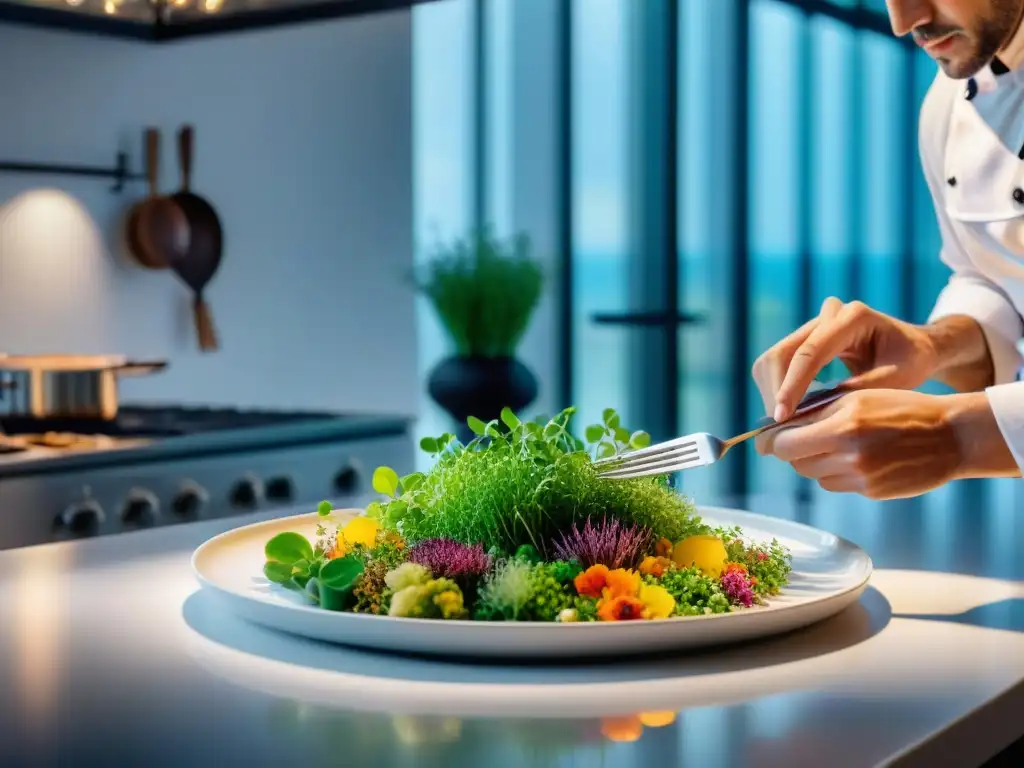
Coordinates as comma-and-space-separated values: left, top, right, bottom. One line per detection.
412, 0, 966, 504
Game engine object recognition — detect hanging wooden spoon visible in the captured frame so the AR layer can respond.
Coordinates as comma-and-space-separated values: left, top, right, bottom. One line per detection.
125, 128, 189, 270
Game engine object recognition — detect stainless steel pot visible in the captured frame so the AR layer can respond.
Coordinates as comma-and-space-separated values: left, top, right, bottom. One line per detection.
0, 355, 168, 420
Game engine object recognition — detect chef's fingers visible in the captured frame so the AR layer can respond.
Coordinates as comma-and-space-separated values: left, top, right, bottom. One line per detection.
774, 298, 861, 421
751, 307, 831, 415
816, 474, 863, 494
754, 403, 837, 457
767, 411, 847, 462
789, 454, 858, 479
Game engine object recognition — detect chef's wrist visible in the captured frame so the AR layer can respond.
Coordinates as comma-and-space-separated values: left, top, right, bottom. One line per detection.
942, 392, 1021, 479
923, 315, 996, 391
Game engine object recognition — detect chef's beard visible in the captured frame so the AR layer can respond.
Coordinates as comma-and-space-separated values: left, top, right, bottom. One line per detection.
914, 0, 1023, 79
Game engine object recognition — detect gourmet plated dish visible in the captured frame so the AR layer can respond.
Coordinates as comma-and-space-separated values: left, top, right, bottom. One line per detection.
262, 407, 792, 623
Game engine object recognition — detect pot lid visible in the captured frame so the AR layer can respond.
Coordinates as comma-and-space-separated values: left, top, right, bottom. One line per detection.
0, 354, 130, 371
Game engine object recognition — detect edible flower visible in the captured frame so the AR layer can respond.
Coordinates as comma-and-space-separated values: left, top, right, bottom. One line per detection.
638, 583, 675, 619
638, 555, 674, 578
552, 516, 654, 570
655, 538, 673, 558
388, 577, 467, 620
597, 595, 646, 621
329, 516, 381, 559
602, 568, 641, 600
384, 562, 431, 592
720, 562, 755, 607
574, 564, 610, 598
408, 538, 492, 584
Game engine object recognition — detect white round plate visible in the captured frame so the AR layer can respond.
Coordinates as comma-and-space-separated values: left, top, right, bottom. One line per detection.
191, 506, 872, 659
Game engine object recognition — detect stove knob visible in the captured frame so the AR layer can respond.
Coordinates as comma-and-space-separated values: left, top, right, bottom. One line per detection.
121, 488, 159, 529
333, 462, 362, 495
229, 474, 263, 511
265, 476, 295, 503
58, 499, 106, 537
172, 482, 208, 519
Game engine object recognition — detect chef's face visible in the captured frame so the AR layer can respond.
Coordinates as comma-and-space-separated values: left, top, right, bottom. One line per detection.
886, 0, 1024, 78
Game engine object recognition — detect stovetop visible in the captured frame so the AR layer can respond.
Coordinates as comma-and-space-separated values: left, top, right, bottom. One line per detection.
0, 405, 345, 439
0, 404, 412, 477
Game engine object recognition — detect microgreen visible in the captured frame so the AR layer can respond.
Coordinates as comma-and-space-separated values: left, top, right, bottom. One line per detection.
316, 500, 333, 537
260, 403, 795, 625
369, 406, 706, 556
584, 408, 651, 460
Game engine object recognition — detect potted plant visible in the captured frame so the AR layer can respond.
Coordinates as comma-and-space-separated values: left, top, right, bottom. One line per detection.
416, 226, 544, 442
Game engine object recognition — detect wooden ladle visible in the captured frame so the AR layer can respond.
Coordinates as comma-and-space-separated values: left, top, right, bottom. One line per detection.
125, 128, 189, 270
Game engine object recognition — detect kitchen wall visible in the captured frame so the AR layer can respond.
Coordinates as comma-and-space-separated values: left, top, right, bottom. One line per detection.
0, 12, 415, 416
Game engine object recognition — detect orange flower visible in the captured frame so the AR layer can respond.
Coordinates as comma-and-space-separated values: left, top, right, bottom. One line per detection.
574, 564, 610, 598
598, 595, 646, 621
655, 538, 673, 558
724, 561, 747, 574
603, 568, 641, 600
638, 556, 674, 578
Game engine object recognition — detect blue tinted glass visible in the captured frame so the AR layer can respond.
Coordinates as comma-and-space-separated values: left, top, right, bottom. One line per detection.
747, 0, 803, 497
859, 31, 907, 318
571, 0, 634, 430
485, 0, 513, 235
412, 0, 473, 467
677, 0, 738, 504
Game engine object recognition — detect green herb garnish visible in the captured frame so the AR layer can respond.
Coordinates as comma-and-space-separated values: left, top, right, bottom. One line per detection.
369, 407, 705, 557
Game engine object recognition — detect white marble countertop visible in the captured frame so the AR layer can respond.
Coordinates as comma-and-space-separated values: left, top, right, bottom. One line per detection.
1, 482, 1023, 767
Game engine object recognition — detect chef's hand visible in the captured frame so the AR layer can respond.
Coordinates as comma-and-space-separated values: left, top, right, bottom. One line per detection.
756, 388, 1020, 499
752, 297, 939, 422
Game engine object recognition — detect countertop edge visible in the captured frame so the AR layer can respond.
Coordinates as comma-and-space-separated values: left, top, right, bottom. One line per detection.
886, 675, 1024, 767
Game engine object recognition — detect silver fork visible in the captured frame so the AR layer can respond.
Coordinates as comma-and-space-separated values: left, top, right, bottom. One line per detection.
593, 384, 849, 479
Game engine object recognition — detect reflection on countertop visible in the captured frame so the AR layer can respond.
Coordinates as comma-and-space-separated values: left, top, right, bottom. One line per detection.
0, 487, 1022, 767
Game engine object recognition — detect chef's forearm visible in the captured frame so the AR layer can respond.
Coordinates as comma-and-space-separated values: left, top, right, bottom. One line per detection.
925, 315, 996, 392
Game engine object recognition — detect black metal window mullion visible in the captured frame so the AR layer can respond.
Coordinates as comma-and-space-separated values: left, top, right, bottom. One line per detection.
557, 0, 574, 413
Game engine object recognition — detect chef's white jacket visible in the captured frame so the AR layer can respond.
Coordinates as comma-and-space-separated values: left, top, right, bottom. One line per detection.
921, 31, 1024, 473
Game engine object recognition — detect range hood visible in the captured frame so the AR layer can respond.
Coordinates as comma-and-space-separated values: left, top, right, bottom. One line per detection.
0, 0, 435, 40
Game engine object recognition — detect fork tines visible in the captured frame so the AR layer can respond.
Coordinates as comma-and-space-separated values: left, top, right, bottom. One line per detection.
593, 435, 704, 479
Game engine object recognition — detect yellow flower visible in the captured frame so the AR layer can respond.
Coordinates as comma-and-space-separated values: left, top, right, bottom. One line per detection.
330, 516, 380, 558
638, 583, 676, 620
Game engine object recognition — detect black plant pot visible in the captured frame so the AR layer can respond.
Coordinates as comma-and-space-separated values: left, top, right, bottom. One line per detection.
427, 355, 539, 444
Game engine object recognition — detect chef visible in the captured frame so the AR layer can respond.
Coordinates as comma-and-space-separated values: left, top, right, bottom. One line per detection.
753, 0, 1024, 499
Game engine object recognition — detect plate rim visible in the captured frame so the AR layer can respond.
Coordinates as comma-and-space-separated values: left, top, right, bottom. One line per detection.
191, 505, 874, 630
